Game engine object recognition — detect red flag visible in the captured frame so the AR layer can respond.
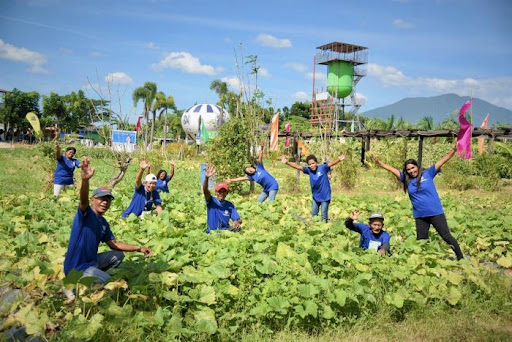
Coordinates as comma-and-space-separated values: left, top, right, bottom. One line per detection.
136, 116, 142, 134
457, 100, 472, 159
284, 123, 291, 148
270, 112, 279, 151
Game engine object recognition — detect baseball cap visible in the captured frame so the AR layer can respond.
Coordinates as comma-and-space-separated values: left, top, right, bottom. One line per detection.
369, 213, 384, 221
92, 187, 114, 199
215, 182, 229, 192
145, 174, 157, 183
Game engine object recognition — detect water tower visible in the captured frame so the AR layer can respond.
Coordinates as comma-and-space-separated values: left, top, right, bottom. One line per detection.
310, 41, 368, 131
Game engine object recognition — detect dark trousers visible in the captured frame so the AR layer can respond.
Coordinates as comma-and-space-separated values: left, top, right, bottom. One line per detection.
415, 214, 464, 260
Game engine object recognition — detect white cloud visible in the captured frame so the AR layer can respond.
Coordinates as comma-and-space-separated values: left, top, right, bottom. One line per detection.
59, 48, 73, 54
393, 19, 414, 29
0, 39, 48, 74
105, 72, 133, 85
259, 67, 271, 77
90, 51, 104, 57
306, 71, 327, 84
293, 91, 309, 101
255, 34, 292, 48
221, 76, 242, 91
285, 62, 308, 72
146, 42, 159, 50
368, 63, 512, 109
152, 51, 223, 75
354, 93, 367, 106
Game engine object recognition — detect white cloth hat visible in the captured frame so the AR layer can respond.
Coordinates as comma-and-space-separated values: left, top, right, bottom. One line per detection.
145, 174, 157, 183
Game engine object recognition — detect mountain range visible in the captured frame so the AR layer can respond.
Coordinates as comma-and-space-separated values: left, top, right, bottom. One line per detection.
361, 94, 512, 126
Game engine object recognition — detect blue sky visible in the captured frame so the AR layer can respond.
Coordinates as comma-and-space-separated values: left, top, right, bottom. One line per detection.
1, 0, 511, 123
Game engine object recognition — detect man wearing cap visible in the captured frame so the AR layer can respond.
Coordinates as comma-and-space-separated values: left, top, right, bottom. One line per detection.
63, 157, 152, 299
121, 160, 163, 218
203, 165, 241, 233
345, 210, 391, 256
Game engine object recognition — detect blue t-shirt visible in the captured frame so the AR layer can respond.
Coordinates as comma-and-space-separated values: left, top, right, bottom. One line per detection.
246, 162, 279, 192
400, 164, 444, 218
303, 163, 331, 202
156, 175, 170, 193
121, 184, 162, 218
54, 155, 80, 185
64, 206, 115, 275
205, 196, 241, 233
348, 222, 390, 251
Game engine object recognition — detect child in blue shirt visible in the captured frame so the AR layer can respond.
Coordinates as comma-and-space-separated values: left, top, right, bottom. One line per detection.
155, 160, 175, 193
203, 164, 241, 233
53, 142, 81, 196
122, 160, 163, 218
281, 153, 345, 222
345, 211, 390, 256
226, 140, 279, 202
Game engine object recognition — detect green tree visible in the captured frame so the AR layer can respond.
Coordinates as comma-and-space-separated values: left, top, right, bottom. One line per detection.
290, 101, 311, 119
210, 80, 239, 116
41, 92, 66, 127
152, 91, 176, 145
417, 116, 434, 130
0, 88, 40, 131
132, 82, 157, 150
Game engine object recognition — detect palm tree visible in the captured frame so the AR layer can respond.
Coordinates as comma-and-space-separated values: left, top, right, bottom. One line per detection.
417, 115, 434, 130
152, 91, 176, 148
132, 82, 157, 151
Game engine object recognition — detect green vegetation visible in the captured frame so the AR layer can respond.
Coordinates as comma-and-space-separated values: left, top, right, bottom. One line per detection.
0, 140, 511, 341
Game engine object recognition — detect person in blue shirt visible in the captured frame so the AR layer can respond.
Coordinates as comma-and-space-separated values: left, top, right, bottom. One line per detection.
345, 211, 390, 256
281, 153, 345, 222
155, 160, 175, 193
121, 160, 163, 218
226, 140, 279, 202
53, 142, 81, 196
62, 157, 152, 301
372, 146, 463, 260
203, 164, 242, 233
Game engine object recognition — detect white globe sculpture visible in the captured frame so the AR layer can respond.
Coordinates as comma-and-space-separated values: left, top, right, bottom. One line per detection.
181, 104, 230, 139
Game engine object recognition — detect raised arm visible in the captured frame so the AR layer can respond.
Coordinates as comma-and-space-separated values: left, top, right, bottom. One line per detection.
371, 153, 401, 179
435, 145, 457, 171
136, 160, 150, 188
203, 164, 215, 201
258, 138, 266, 164
345, 210, 362, 233
168, 160, 176, 181
55, 142, 62, 161
328, 153, 346, 168
79, 157, 95, 212
226, 176, 249, 184
281, 155, 303, 172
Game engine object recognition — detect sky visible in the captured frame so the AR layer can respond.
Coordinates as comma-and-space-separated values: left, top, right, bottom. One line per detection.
1, 0, 511, 123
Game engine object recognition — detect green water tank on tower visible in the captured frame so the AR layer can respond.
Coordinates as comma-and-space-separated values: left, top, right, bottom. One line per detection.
327, 61, 354, 98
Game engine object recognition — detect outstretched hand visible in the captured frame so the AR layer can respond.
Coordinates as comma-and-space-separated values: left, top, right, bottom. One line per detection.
338, 153, 346, 162
140, 247, 153, 257
170, 160, 176, 166
280, 155, 288, 164
81, 157, 95, 180
205, 165, 216, 178
370, 153, 380, 163
350, 210, 360, 221
140, 160, 150, 170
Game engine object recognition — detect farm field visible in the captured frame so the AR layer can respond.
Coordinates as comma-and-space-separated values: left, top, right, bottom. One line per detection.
0, 144, 511, 341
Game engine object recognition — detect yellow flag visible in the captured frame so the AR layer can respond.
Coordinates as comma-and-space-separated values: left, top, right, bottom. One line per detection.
26, 112, 42, 137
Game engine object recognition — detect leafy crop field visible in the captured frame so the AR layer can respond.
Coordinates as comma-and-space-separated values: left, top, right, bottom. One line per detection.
0, 145, 511, 341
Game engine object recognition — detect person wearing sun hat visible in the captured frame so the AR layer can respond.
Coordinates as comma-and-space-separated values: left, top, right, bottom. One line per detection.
344, 210, 391, 256
63, 157, 152, 301
121, 160, 163, 218
202, 164, 241, 233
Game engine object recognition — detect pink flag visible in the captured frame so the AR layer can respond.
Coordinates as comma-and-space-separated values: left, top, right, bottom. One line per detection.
136, 116, 142, 134
270, 112, 279, 151
457, 100, 472, 159
284, 123, 291, 148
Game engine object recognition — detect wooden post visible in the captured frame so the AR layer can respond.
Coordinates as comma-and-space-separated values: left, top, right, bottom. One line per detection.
365, 135, 371, 151
294, 135, 300, 186
418, 136, 424, 170
360, 137, 365, 165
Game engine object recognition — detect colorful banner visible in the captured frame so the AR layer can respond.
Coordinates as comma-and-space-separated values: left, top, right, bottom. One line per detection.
201, 120, 210, 143
25, 112, 42, 137
270, 112, 279, 151
478, 113, 490, 155
284, 123, 291, 148
457, 100, 472, 159
297, 139, 311, 156
135, 116, 142, 134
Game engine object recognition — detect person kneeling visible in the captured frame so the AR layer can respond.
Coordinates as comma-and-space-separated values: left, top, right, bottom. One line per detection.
203, 165, 241, 233
345, 211, 391, 256
63, 157, 152, 301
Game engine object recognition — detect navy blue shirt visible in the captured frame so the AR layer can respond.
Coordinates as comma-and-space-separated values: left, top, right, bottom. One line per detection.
156, 175, 170, 193
206, 196, 241, 233
64, 206, 115, 275
400, 164, 444, 218
346, 220, 390, 251
121, 184, 162, 218
303, 163, 331, 202
246, 162, 279, 192
54, 155, 80, 185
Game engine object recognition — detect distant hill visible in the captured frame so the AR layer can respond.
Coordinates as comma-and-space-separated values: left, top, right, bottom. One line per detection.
362, 94, 512, 126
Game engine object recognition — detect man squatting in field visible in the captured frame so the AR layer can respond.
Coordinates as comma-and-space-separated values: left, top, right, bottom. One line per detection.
345, 211, 391, 256
63, 157, 152, 301
203, 164, 242, 233
122, 160, 163, 219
